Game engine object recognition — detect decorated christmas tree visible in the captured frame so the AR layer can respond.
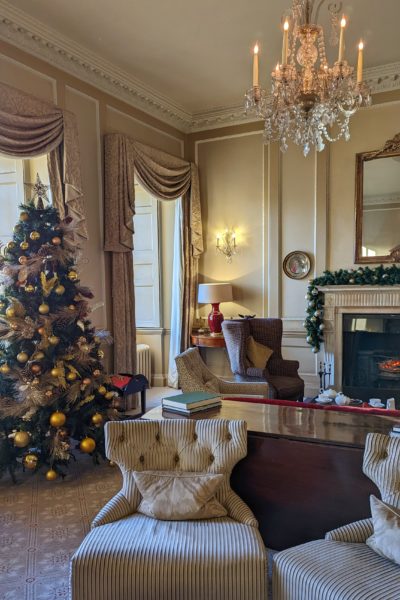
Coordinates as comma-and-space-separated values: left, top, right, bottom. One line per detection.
0, 177, 118, 481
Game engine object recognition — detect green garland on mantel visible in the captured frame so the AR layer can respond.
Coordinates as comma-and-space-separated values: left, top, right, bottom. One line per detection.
304, 265, 400, 353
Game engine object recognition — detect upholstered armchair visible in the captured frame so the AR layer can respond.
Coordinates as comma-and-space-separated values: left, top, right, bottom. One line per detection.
272, 433, 400, 599
70, 419, 267, 600
222, 318, 304, 400
175, 346, 269, 396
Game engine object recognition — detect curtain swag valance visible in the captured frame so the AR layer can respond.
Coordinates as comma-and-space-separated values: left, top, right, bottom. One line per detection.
0, 81, 87, 238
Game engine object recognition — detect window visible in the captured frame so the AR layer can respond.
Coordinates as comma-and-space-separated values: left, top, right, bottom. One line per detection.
133, 183, 161, 328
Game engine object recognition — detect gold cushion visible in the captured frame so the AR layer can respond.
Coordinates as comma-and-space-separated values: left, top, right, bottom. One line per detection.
247, 336, 273, 369
133, 470, 227, 521
366, 495, 400, 565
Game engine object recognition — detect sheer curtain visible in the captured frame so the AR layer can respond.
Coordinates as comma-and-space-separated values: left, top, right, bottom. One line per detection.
168, 199, 184, 388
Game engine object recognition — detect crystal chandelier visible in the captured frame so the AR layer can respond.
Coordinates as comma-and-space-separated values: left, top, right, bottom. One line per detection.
244, 0, 372, 156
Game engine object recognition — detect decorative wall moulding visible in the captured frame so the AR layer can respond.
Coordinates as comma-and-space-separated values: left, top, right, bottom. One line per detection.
1, 0, 400, 135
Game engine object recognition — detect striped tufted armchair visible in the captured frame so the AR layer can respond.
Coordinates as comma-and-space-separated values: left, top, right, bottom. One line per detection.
71, 419, 267, 600
272, 433, 400, 599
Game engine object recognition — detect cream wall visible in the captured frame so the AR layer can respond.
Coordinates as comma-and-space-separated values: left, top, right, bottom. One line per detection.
189, 94, 400, 393
0, 40, 184, 384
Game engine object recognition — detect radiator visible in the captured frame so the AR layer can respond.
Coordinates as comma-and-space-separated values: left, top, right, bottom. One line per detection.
137, 343, 151, 387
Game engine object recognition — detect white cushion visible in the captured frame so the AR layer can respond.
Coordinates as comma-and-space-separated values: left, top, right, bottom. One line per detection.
366, 495, 400, 565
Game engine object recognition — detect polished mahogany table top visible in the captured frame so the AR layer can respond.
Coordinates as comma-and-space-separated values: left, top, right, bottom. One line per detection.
144, 400, 398, 448
190, 332, 226, 348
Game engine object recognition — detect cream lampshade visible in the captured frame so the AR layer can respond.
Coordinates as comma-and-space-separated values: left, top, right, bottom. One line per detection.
198, 283, 233, 336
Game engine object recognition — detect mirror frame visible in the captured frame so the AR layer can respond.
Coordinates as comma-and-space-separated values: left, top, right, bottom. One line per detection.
355, 133, 400, 264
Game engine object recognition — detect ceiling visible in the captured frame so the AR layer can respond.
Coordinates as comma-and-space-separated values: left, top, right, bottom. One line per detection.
6, 0, 400, 114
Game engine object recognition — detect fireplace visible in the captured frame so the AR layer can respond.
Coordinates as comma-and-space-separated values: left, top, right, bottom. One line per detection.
318, 285, 400, 402
342, 313, 400, 403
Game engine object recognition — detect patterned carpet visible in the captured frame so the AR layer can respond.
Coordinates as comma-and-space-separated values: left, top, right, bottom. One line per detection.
0, 453, 122, 600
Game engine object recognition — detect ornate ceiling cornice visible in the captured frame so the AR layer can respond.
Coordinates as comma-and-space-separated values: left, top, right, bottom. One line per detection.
1, 0, 400, 134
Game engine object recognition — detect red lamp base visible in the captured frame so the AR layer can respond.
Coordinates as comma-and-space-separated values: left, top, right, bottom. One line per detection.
208, 303, 224, 336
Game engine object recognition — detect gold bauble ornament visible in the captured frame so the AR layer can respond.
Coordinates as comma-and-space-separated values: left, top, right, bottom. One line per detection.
48, 335, 59, 345
6, 241, 16, 251
33, 351, 45, 360
24, 453, 38, 470
17, 352, 29, 363
14, 431, 31, 448
51, 236, 62, 246
5, 307, 15, 318
20, 241, 29, 250
19, 211, 29, 222
93, 369, 101, 377
49, 411, 66, 428
66, 371, 77, 382
51, 367, 61, 378
80, 437, 96, 453
67, 271, 78, 281
19, 256, 28, 265
38, 326, 46, 336
54, 285, 65, 295
31, 364, 42, 375
25, 284, 35, 293
45, 390, 53, 398
13, 224, 22, 233
82, 377, 91, 386
91, 412, 103, 425
30, 231, 40, 241
98, 385, 107, 395
105, 391, 115, 400
98, 350, 105, 359
0, 363, 10, 374
45, 469, 58, 481
38, 303, 50, 315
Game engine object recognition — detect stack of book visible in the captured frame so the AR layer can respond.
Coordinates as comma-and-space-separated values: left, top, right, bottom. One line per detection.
390, 423, 400, 438
162, 391, 221, 415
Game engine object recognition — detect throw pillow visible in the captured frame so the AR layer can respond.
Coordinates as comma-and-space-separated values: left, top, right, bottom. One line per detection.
366, 495, 400, 565
247, 335, 273, 369
133, 470, 227, 521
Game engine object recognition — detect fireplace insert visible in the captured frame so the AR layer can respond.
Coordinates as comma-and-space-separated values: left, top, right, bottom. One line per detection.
342, 313, 400, 406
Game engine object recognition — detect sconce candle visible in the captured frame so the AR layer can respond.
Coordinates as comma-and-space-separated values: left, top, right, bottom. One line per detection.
282, 20, 289, 65
253, 44, 259, 87
357, 41, 364, 83
338, 16, 347, 62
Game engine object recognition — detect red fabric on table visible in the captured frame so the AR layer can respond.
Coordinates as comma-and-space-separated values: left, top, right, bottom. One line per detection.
223, 397, 400, 417
110, 375, 132, 389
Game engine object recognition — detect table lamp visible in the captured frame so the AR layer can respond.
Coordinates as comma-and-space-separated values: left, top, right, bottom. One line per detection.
198, 283, 233, 336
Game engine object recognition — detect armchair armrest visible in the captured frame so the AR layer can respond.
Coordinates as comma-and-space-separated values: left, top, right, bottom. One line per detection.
91, 491, 133, 528
246, 367, 267, 379
225, 491, 259, 528
325, 518, 373, 543
268, 358, 300, 378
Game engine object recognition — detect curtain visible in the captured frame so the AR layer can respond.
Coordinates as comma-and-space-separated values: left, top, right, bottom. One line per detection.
104, 133, 203, 374
168, 198, 184, 388
0, 81, 87, 239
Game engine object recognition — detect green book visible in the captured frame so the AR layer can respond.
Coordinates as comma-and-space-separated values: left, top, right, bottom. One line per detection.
162, 391, 220, 410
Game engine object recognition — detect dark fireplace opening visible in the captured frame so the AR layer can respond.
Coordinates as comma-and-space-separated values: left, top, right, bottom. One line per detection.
342, 313, 400, 407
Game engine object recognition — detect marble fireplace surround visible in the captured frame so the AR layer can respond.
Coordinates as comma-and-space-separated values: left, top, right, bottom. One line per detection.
318, 285, 400, 390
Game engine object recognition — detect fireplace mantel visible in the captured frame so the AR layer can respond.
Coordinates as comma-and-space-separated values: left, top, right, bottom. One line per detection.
317, 285, 400, 390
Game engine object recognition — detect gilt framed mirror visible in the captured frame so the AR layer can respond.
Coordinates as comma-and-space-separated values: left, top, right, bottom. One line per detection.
355, 133, 400, 264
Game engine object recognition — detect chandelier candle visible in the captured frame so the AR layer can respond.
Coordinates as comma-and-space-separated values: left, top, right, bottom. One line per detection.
338, 16, 346, 62
357, 41, 364, 83
253, 44, 259, 88
282, 20, 289, 65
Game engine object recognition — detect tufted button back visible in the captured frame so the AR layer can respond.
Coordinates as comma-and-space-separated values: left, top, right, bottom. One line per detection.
363, 433, 400, 508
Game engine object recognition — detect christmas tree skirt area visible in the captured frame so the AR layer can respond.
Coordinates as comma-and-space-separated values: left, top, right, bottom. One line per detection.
0, 452, 121, 600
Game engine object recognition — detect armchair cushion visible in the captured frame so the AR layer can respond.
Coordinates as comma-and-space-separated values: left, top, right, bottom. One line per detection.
134, 470, 227, 520
366, 495, 400, 565
246, 336, 273, 369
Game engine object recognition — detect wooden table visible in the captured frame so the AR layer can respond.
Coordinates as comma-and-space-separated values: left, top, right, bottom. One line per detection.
190, 332, 226, 348
143, 400, 397, 550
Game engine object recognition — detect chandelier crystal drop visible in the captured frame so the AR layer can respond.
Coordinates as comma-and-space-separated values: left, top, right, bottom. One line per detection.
244, 0, 372, 156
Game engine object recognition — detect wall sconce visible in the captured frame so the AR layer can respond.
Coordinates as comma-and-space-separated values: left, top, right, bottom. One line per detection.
216, 229, 237, 263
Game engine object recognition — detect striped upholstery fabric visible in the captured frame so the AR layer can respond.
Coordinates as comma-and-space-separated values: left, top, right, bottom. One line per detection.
70, 419, 267, 600
272, 433, 400, 599
175, 347, 269, 396
273, 539, 400, 600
